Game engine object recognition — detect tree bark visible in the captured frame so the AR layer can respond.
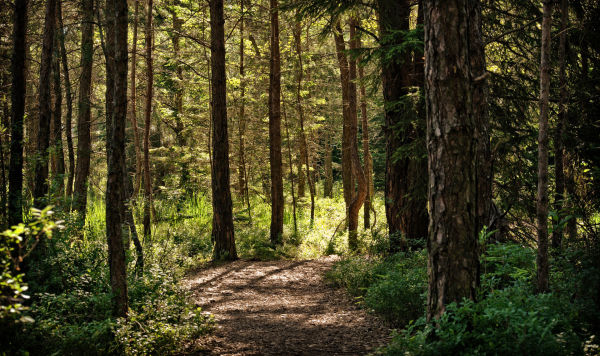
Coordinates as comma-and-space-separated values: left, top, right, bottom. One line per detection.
377, 0, 428, 252
357, 33, 373, 229
105, 0, 129, 318
269, 0, 284, 245
73, 0, 94, 219
552, 0, 568, 249
283, 97, 298, 235
143, 0, 154, 241
324, 134, 333, 198
210, 0, 237, 260
33, 0, 57, 208
294, 20, 315, 224
536, 0, 553, 294
57, 0, 74, 199
424, 0, 488, 320
238, 0, 251, 221
8, 0, 28, 226
51, 26, 65, 195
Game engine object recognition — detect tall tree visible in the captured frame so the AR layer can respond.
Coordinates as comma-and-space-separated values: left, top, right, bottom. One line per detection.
143, 0, 154, 240
106, 0, 128, 317
57, 0, 74, 198
269, 0, 284, 245
238, 0, 251, 220
8, 0, 28, 226
32, 0, 57, 208
50, 27, 65, 195
424, 0, 488, 320
293, 19, 315, 224
536, 0, 553, 294
552, 0, 568, 249
210, 0, 237, 260
129, 0, 142, 196
377, 0, 428, 252
73, 0, 94, 219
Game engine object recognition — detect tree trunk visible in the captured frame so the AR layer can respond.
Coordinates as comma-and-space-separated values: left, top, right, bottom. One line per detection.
57, 0, 74, 199
8, 0, 28, 226
324, 134, 333, 198
73, 0, 94, 219
130, 0, 142, 198
238, 0, 251, 221
269, 0, 284, 245
377, 0, 428, 252
210, 0, 237, 260
357, 32, 372, 229
33, 0, 57, 208
294, 20, 315, 224
143, 0, 154, 241
51, 27, 65, 195
536, 1, 553, 294
424, 0, 488, 320
106, 0, 129, 318
283, 97, 298, 235
552, 0, 568, 249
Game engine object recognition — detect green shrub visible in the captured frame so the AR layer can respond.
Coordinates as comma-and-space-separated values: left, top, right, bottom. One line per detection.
382, 284, 584, 356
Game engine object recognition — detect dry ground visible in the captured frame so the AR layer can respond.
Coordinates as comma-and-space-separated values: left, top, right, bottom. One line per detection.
185, 256, 392, 355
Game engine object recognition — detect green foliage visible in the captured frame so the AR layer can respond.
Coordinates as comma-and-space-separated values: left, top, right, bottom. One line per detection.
381, 285, 585, 356
327, 250, 427, 326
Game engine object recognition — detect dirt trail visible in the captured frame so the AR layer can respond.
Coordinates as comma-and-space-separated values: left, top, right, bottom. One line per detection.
186, 256, 392, 355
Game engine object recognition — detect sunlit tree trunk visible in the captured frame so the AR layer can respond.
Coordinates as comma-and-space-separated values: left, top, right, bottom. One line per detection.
210, 0, 237, 260
424, 0, 488, 320
269, 0, 284, 245
73, 0, 94, 219
130, 0, 142, 197
536, 0, 553, 294
33, 0, 57, 208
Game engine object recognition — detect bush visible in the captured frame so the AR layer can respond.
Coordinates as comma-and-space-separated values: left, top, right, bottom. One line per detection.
382, 284, 584, 356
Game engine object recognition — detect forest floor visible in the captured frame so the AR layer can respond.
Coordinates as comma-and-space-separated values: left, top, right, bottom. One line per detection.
185, 256, 392, 355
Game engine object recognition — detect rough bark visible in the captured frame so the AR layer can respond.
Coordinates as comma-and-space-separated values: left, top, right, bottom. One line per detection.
210, 0, 237, 260
8, 0, 28, 226
552, 0, 568, 249
424, 0, 488, 320
106, 0, 129, 317
57, 0, 74, 198
377, 0, 428, 252
73, 0, 94, 219
143, 0, 153, 241
357, 35, 373, 229
269, 0, 284, 245
33, 0, 57, 208
536, 0, 553, 294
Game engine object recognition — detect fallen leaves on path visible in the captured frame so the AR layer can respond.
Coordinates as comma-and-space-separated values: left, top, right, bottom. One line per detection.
185, 256, 392, 355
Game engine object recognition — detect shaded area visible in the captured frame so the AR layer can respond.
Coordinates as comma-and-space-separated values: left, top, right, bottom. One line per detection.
185, 256, 392, 355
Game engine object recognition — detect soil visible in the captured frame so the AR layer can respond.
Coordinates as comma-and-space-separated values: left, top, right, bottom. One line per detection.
185, 256, 393, 355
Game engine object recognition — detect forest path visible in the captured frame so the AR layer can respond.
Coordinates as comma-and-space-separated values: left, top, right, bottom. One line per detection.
185, 256, 392, 355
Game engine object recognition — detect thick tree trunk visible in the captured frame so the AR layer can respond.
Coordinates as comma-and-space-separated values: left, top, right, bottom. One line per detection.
552, 0, 568, 249
536, 1, 553, 294
424, 0, 488, 320
143, 0, 154, 241
130, 0, 142, 197
210, 0, 237, 260
106, 0, 129, 318
73, 0, 94, 219
51, 30, 65, 195
269, 0, 284, 245
57, 0, 74, 199
8, 0, 28, 226
377, 0, 428, 252
294, 20, 315, 224
33, 0, 57, 208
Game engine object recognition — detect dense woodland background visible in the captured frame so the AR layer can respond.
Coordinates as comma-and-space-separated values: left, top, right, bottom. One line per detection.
1, 0, 600, 354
